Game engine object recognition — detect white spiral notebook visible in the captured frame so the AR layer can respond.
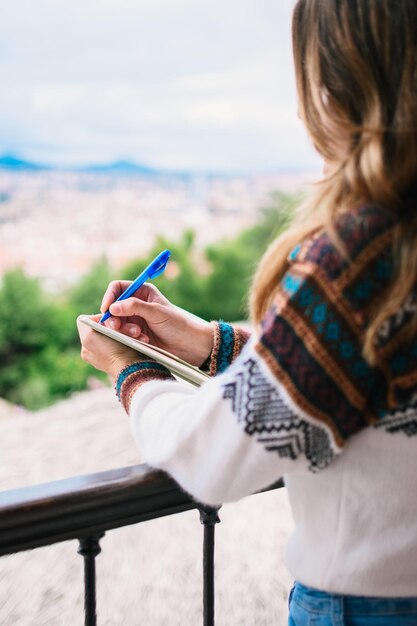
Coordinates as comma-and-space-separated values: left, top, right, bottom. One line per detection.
79, 316, 210, 387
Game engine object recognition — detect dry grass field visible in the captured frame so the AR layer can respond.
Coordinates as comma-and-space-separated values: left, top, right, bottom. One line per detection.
0, 388, 294, 625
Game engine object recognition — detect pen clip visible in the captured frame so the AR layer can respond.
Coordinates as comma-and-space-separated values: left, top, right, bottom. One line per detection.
147, 249, 171, 279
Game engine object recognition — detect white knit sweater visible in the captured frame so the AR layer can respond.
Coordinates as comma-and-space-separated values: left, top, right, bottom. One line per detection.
129, 338, 417, 597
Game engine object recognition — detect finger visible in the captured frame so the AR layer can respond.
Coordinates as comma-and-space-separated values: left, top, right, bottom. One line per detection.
104, 316, 122, 331
76, 314, 99, 342
109, 297, 158, 319
76, 315, 90, 343
77, 314, 112, 348
135, 282, 169, 305
100, 280, 132, 313
133, 282, 157, 301
77, 323, 97, 354
80, 345, 91, 364
123, 323, 142, 338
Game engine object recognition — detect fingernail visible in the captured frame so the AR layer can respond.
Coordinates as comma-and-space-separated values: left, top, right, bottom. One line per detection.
129, 327, 138, 337
109, 319, 117, 329
111, 304, 121, 314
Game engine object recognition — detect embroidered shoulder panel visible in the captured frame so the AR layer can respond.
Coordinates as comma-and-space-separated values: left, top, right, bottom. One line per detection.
232, 204, 417, 458
220, 355, 336, 472
257, 204, 417, 444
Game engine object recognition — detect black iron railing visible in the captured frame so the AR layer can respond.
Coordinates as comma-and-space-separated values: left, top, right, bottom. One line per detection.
0, 464, 283, 625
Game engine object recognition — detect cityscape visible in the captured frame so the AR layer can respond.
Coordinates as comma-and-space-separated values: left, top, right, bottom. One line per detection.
0, 164, 316, 293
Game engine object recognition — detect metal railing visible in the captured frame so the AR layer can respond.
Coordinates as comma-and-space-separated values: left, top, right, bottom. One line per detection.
0, 463, 284, 626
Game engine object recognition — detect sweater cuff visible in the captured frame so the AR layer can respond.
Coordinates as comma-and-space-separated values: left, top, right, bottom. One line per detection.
116, 361, 174, 413
201, 321, 251, 376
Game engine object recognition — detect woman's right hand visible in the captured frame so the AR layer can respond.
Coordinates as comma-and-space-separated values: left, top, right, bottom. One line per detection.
100, 282, 214, 367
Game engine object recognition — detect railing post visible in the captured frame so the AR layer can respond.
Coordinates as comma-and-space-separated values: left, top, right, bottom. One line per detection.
78, 533, 105, 626
199, 506, 221, 626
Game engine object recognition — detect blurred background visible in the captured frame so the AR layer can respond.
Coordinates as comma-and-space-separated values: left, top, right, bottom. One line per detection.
0, 0, 320, 411
0, 1, 319, 624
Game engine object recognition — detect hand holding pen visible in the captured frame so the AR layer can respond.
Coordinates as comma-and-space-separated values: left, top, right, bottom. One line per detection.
100, 249, 171, 324
98, 249, 214, 366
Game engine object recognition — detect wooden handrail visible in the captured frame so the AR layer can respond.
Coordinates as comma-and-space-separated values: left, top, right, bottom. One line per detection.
0, 463, 284, 556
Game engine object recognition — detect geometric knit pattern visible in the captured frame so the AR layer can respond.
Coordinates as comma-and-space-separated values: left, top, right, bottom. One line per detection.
254, 204, 417, 451
221, 355, 335, 471
374, 399, 417, 437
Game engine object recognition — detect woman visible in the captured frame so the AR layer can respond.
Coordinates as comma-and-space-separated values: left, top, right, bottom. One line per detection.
78, 1, 417, 623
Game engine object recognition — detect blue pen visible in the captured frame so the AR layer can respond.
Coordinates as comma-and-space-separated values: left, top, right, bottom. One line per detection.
99, 249, 171, 323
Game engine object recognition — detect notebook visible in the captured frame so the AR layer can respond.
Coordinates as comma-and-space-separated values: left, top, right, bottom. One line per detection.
79, 316, 210, 387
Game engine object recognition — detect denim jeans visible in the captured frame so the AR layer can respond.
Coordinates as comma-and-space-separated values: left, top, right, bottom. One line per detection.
288, 582, 417, 625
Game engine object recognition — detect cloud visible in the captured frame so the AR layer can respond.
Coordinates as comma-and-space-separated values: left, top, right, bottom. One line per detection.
33, 85, 86, 113
0, 0, 319, 172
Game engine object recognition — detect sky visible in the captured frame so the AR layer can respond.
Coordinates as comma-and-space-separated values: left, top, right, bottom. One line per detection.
0, 0, 320, 173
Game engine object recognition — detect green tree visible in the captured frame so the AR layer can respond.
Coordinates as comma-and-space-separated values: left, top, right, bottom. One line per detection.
121, 231, 209, 318
120, 192, 296, 322
0, 269, 60, 406
0, 268, 105, 409
0, 269, 56, 365
68, 256, 112, 317
202, 191, 296, 320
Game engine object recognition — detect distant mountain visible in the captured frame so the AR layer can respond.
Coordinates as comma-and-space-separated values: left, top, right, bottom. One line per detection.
0, 154, 157, 175
0, 155, 178, 177
0, 155, 47, 171
0, 154, 214, 179
79, 160, 160, 176
83, 160, 194, 179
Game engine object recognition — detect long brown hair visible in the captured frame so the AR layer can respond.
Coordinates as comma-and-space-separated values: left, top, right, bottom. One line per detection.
250, 0, 417, 363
